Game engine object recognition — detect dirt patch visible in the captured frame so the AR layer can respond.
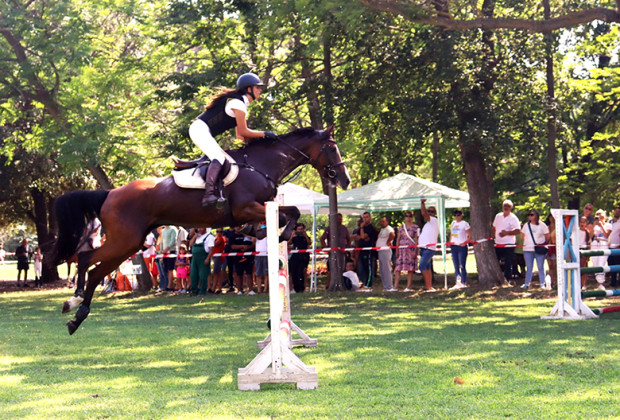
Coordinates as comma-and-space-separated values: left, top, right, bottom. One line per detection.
0, 278, 70, 294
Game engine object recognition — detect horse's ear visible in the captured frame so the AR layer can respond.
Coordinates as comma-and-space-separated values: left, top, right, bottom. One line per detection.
325, 125, 335, 137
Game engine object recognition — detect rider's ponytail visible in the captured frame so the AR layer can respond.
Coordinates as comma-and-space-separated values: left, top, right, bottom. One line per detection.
205, 87, 238, 110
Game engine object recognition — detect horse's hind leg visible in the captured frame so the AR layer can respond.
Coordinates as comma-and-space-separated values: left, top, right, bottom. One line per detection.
66, 255, 128, 335
62, 250, 95, 314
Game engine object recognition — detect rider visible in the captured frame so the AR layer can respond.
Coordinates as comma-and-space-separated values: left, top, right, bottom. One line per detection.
189, 72, 277, 207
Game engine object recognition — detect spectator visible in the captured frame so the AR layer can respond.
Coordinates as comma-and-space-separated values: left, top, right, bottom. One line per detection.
161, 225, 179, 292
320, 213, 351, 288
449, 210, 471, 289
0, 243, 6, 265
189, 228, 212, 295
582, 203, 595, 226
230, 226, 255, 294
175, 244, 190, 293
33, 247, 43, 288
211, 228, 227, 294
356, 211, 378, 289
223, 227, 237, 292
591, 209, 611, 290
513, 232, 526, 279
289, 223, 311, 293
143, 230, 158, 290
492, 199, 521, 285
343, 260, 364, 291
349, 217, 363, 268
377, 216, 396, 291
16, 238, 29, 287
578, 216, 591, 290
520, 209, 550, 289
255, 222, 269, 294
393, 211, 419, 292
609, 205, 620, 288
418, 199, 439, 291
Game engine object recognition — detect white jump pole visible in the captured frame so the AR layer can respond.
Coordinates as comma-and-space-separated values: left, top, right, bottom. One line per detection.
237, 202, 318, 390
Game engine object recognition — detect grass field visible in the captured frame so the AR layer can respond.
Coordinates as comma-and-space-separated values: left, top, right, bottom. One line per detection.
1, 287, 618, 419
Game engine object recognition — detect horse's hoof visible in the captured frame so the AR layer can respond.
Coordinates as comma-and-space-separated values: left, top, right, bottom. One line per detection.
62, 301, 71, 314
67, 320, 78, 335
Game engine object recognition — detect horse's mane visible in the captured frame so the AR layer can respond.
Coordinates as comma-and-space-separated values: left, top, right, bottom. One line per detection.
234, 127, 319, 154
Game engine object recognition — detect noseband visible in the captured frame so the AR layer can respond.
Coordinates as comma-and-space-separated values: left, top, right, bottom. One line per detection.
277, 137, 345, 180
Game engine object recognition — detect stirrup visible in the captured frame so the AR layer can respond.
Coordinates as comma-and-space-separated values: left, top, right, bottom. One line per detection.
202, 193, 218, 207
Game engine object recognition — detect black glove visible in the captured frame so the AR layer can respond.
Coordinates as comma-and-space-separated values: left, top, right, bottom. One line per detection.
263, 130, 278, 140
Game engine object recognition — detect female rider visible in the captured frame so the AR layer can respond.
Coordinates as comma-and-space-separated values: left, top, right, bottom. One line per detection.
189, 73, 276, 206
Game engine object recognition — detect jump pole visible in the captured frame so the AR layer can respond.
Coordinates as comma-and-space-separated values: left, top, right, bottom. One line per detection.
237, 201, 318, 391
542, 209, 597, 320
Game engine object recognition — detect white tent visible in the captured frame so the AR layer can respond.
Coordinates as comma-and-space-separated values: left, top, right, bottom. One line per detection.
276, 183, 327, 215
313, 173, 471, 289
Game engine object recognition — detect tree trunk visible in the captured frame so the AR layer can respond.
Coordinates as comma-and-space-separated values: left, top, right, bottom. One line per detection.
431, 132, 440, 182
327, 185, 345, 291
460, 141, 504, 288
544, 0, 560, 209
29, 187, 59, 283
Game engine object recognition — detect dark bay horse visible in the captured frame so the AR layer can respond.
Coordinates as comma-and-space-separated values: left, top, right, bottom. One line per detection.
51, 126, 350, 334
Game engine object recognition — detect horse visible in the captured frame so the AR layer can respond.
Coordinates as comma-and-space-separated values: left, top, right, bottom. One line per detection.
50, 125, 350, 335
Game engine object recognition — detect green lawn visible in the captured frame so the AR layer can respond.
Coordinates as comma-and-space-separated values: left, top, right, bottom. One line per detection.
1, 288, 618, 419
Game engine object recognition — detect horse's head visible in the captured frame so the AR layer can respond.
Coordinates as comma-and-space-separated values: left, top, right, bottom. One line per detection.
308, 125, 351, 190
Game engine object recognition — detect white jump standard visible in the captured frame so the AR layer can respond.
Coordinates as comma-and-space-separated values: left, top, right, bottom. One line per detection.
237, 202, 318, 390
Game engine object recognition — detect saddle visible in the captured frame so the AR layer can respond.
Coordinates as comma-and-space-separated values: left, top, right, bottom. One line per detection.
171, 154, 239, 190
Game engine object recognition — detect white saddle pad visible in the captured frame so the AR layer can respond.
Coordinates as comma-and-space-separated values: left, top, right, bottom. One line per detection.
172, 154, 239, 190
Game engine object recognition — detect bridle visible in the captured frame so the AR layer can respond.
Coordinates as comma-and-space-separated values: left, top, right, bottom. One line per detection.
277, 135, 346, 180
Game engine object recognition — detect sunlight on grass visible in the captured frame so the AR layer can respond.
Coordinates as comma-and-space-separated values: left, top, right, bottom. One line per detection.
1, 288, 618, 419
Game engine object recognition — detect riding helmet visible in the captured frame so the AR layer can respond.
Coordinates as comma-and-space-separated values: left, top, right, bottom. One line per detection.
236, 73, 265, 92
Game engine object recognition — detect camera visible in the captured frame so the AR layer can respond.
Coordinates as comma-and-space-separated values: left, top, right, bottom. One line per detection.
295, 231, 303, 236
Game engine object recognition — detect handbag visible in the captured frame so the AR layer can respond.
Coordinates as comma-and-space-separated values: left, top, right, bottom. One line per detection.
528, 222, 548, 255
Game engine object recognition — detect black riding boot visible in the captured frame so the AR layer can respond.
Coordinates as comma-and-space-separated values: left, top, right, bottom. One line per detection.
202, 160, 226, 207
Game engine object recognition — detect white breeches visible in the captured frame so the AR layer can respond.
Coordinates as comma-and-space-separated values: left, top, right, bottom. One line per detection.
189, 119, 227, 163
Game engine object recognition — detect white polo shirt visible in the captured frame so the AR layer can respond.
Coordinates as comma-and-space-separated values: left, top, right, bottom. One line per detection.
493, 212, 521, 245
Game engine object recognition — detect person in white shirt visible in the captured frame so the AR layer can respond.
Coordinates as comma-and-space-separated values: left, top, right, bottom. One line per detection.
608, 205, 620, 288
376, 217, 396, 291
449, 210, 471, 289
343, 260, 363, 291
418, 199, 439, 291
492, 199, 521, 284
143, 230, 158, 289
520, 209, 550, 289
591, 209, 612, 290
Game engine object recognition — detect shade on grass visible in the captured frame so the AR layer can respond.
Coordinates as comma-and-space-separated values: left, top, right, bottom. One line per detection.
0, 289, 618, 419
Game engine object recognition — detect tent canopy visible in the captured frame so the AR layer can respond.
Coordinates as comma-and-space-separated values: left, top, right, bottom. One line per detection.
276, 183, 327, 215
314, 173, 469, 214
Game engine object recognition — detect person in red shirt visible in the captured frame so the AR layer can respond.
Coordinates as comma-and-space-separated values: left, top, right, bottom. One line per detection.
212, 229, 227, 294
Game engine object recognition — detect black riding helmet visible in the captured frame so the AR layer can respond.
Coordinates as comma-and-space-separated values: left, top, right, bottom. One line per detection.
236, 73, 265, 99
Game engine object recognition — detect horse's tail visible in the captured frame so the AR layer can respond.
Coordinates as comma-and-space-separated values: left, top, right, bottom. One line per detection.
50, 190, 110, 266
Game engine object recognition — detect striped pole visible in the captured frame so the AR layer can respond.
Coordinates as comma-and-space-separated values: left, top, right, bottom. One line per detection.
579, 248, 620, 257
582, 289, 620, 298
592, 306, 620, 316
580, 265, 620, 274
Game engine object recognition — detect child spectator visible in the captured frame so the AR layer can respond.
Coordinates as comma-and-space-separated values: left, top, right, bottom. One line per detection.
33, 247, 43, 288
343, 260, 363, 291
175, 244, 190, 293
578, 216, 591, 290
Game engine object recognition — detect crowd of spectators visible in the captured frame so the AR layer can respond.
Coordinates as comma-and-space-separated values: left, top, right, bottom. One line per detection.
5, 201, 619, 294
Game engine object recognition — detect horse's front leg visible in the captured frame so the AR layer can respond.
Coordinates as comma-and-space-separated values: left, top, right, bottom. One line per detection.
276, 206, 301, 242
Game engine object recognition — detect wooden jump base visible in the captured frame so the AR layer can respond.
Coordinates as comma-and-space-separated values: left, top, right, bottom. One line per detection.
237, 202, 318, 391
